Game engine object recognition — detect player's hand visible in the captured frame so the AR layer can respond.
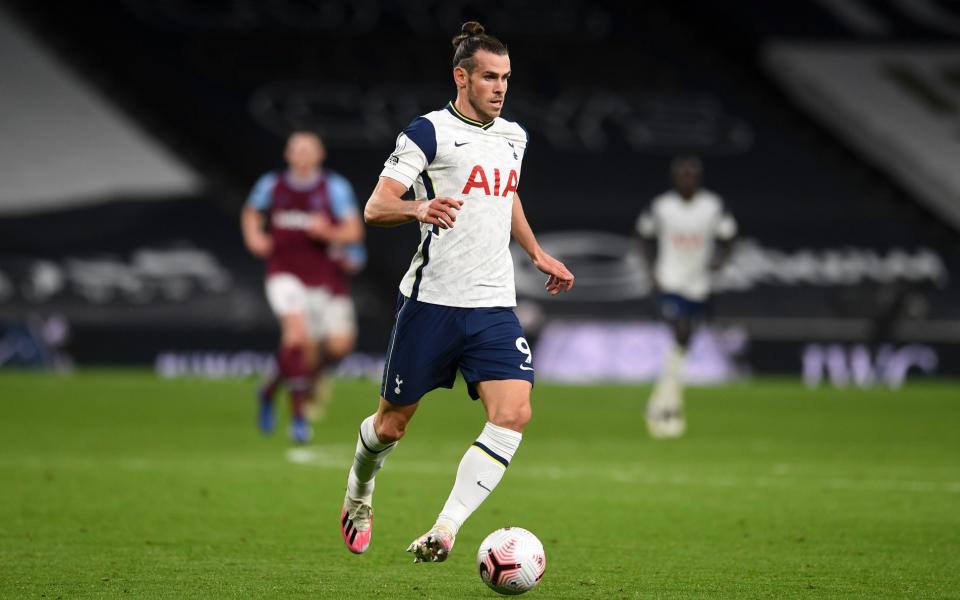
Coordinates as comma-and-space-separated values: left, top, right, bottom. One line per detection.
307, 214, 335, 240
335, 257, 363, 275
415, 197, 463, 229
247, 234, 273, 258
533, 252, 574, 295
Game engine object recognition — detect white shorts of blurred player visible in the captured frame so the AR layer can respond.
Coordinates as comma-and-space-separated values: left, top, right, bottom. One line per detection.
265, 273, 357, 342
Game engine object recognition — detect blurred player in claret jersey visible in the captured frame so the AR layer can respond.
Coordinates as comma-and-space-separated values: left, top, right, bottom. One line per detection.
636, 156, 737, 439
241, 131, 365, 444
337, 21, 574, 563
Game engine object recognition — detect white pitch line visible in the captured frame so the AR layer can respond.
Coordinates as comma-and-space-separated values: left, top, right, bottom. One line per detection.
2, 452, 957, 496
284, 447, 960, 495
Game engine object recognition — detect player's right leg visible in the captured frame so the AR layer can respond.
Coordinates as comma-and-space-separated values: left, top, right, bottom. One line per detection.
647, 298, 693, 439
279, 312, 315, 443
265, 274, 315, 443
307, 295, 357, 422
646, 341, 686, 438
341, 293, 461, 555
256, 363, 282, 434
340, 397, 417, 554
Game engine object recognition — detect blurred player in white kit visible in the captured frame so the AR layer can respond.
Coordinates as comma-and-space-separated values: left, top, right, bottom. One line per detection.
636, 156, 737, 438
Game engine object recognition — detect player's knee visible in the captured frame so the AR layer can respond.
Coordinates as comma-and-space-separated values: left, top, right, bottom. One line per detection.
489, 403, 531, 432
282, 326, 309, 349
374, 412, 409, 444
325, 335, 355, 361
282, 333, 308, 351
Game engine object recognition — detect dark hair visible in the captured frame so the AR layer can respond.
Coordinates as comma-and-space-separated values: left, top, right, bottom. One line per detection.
287, 129, 324, 146
451, 21, 508, 71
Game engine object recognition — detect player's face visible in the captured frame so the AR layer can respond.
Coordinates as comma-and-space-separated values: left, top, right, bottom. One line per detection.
285, 133, 325, 172
465, 50, 511, 122
673, 165, 701, 198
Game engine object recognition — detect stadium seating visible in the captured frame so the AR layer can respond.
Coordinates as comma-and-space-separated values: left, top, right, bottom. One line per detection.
2, 0, 958, 375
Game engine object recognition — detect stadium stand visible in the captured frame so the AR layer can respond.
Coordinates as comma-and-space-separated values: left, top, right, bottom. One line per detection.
2, 0, 958, 377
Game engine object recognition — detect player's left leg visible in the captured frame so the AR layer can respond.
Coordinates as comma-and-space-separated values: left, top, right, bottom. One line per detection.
278, 311, 317, 443
647, 318, 689, 438
306, 332, 354, 421
306, 294, 357, 422
408, 380, 530, 563
647, 294, 700, 438
408, 307, 534, 563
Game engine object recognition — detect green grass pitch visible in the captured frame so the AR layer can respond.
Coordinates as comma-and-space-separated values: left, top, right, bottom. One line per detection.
1, 372, 959, 598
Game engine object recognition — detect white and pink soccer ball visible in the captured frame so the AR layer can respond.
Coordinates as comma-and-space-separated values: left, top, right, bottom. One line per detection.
476, 527, 546, 595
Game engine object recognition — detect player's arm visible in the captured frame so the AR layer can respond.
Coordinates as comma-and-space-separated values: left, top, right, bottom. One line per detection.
369, 119, 461, 228
307, 213, 364, 244
363, 176, 463, 229
636, 235, 658, 289
711, 238, 735, 271
635, 204, 659, 289
241, 205, 272, 257
242, 173, 276, 258
333, 244, 367, 275
308, 174, 367, 243
241, 205, 272, 258
710, 204, 738, 271
511, 193, 574, 295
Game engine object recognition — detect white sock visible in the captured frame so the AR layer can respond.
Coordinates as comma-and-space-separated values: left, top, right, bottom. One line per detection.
346, 414, 397, 501
435, 422, 523, 537
649, 346, 686, 414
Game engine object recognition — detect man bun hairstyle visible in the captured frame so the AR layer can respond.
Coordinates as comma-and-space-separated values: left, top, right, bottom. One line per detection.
452, 21, 508, 71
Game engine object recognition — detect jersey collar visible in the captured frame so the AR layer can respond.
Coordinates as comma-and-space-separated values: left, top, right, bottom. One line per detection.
446, 101, 495, 129
284, 168, 323, 190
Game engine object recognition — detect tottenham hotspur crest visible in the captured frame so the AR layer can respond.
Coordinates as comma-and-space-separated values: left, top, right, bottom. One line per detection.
394, 375, 403, 395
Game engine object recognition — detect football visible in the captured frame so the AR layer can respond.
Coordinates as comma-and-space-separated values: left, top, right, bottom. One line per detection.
476, 527, 547, 595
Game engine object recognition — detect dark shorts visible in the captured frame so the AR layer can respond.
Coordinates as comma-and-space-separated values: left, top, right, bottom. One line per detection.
659, 292, 707, 321
380, 294, 535, 405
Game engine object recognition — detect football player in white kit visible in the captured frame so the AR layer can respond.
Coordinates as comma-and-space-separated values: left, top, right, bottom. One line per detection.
637, 156, 737, 438
337, 21, 574, 562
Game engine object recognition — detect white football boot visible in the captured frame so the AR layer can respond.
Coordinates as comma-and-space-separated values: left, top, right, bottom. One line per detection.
406, 524, 456, 563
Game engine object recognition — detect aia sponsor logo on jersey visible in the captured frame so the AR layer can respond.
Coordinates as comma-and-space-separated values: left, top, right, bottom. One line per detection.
671, 232, 706, 248
461, 165, 519, 197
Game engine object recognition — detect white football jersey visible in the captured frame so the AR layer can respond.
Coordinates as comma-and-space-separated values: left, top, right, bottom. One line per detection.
636, 189, 736, 301
380, 102, 528, 307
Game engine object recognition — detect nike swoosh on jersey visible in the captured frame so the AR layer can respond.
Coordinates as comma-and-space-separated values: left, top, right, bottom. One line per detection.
454, 141, 470, 147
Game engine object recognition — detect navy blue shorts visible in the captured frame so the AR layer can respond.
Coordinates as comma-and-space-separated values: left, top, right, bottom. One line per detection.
659, 292, 707, 321
380, 294, 535, 405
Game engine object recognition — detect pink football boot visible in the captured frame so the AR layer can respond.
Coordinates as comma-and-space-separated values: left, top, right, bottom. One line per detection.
340, 495, 373, 554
